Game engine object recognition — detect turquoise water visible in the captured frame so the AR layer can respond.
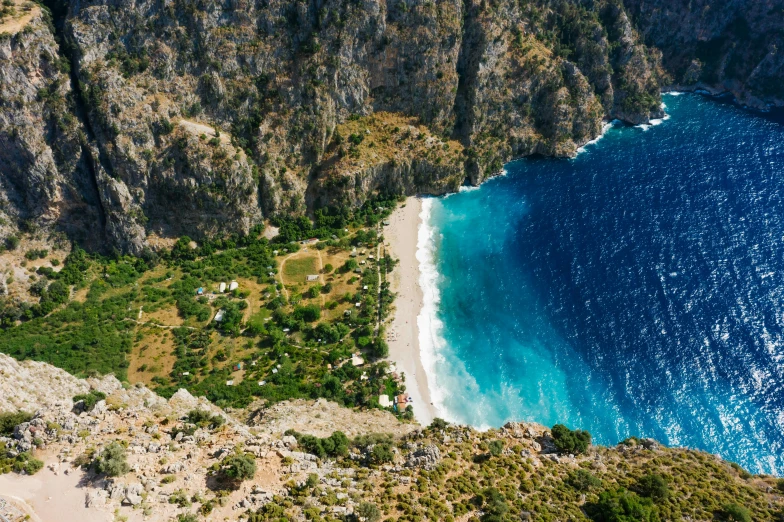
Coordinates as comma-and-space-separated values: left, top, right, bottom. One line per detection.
420, 94, 784, 474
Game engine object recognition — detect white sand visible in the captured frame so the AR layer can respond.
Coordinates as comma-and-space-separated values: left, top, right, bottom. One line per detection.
385, 197, 437, 426
0, 459, 110, 522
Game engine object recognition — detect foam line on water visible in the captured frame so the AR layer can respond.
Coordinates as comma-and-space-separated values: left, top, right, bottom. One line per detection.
416, 198, 451, 421
576, 121, 618, 154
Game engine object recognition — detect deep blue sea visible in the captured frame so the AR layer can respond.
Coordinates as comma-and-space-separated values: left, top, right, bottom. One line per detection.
420, 93, 784, 475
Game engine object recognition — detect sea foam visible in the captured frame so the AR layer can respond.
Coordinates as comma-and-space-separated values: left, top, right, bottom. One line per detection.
416, 198, 451, 421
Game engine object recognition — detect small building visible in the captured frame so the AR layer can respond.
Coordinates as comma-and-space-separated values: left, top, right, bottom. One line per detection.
226, 380, 234, 386
219, 282, 227, 293
181, 372, 190, 376
352, 353, 365, 366
229, 281, 239, 291
272, 368, 278, 374
306, 274, 319, 282
378, 395, 392, 408
382, 220, 390, 226
368, 255, 375, 260
355, 302, 361, 308
258, 381, 266, 386
196, 287, 204, 295
234, 362, 243, 371
214, 309, 225, 322
395, 394, 410, 407
350, 248, 358, 257
363, 285, 369, 290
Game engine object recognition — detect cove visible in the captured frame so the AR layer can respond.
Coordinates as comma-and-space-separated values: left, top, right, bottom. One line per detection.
420, 93, 784, 475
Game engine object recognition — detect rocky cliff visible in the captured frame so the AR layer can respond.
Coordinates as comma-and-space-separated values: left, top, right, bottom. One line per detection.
0, 0, 774, 253
624, 0, 784, 108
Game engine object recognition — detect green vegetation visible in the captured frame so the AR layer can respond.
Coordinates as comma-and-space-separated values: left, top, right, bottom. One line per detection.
0, 443, 43, 475
93, 442, 130, 477
0, 411, 33, 436
285, 430, 350, 459
1, 196, 406, 418
185, 409, 225, 430
551, 423, 592, 454
219, 453, 256, 484
73, 390, 107, 411
241, 422, 780, 522
586, 488, 659, 522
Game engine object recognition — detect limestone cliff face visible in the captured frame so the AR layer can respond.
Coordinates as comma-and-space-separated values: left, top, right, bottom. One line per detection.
624, 0, 784, 108
0, 0, 708, 253
0, 9, 102, 248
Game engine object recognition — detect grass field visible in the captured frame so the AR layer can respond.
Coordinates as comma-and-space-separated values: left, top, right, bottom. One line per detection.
282, 255, 319, 284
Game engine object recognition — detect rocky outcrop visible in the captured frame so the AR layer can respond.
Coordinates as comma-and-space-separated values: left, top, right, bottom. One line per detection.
10, 0, 774, 253
0, 9, 102, 248
624, 0, 784, 109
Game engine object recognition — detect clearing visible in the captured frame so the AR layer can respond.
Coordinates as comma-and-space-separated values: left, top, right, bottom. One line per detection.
0, 0, 40, 35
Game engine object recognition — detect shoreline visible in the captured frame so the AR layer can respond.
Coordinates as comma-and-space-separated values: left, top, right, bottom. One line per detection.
384, 197, 438, 426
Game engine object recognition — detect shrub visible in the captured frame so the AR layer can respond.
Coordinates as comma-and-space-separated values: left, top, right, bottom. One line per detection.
478, 487, 509, 522
566, 469, 601, 491
371, 443, 394, 465
176, 514, 199, 522
777, 478, 784, 494
356, 502, 381, 522
551, 424, 591, 455
586, 489, 659, 522
721, 503, 751, 522
185, 409, 225, 430
16, 453, 43, 475
73, 390, 107, 412
430, 418, 449, 430
94, 442, 130, 477
222, 453, 256, 482
293, 431, 349, 459
636, 473, 669, 500
0, 411, 33, 436
488, 440, 504, 456
169, 489, 191, 507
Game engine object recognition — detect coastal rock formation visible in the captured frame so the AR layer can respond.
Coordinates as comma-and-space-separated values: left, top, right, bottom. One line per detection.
1, 0, 668, 253
624, 0, 784, 108
0, 0, 778, 252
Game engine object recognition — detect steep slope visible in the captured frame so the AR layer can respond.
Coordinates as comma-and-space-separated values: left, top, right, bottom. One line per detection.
0, 0, 664, 254
0, 6, 103, 249
624, 0, 784, 108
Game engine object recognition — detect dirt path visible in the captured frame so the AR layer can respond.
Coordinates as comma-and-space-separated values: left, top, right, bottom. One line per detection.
123, 317, 196, 330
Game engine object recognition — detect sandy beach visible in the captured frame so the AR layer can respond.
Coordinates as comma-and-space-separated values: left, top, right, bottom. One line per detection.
384, 197, 438, 426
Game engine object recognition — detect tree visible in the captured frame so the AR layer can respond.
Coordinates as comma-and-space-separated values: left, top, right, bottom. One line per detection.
356, 502, 381, 522
222, 453, 256, 482
551, 424, 591, 454
94, 442, 130, 477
